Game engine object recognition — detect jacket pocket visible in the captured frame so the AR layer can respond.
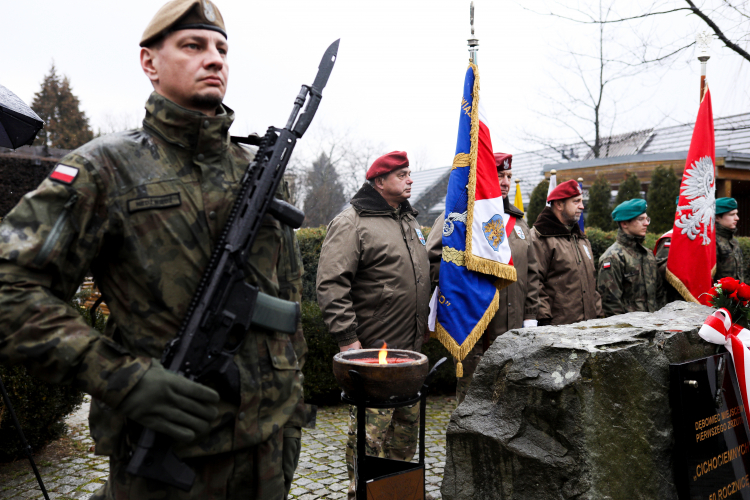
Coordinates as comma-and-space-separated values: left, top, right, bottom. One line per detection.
265, 336, 299, 370
372, 283, 394, 320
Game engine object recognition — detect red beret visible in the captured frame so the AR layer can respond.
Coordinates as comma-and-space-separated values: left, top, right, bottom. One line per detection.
366, 151, 409, 180
494, 152, 512, 170
547, 179, 582, 202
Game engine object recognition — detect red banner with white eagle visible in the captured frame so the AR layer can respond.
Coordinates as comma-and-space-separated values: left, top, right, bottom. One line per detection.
667, 88, 716, 304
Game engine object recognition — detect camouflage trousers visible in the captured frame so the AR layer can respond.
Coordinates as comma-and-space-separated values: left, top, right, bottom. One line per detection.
454, 340, 488, 405
345, 402, 420, 498
91, 428, 285, 500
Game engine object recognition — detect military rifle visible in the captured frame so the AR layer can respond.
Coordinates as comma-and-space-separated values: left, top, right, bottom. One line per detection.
126, 39, 340, 491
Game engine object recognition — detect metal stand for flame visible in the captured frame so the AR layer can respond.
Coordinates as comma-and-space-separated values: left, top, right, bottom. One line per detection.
342, 358, 447, 500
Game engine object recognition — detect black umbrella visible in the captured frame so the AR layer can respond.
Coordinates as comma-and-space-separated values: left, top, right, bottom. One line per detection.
0, 83, 44, 149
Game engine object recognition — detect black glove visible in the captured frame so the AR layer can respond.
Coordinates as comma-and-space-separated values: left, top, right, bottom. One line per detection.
283, 429, 302, 498
117, 359, 220, 443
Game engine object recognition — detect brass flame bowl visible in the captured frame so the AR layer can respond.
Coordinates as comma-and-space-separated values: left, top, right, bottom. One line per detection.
332, 349, 429, 403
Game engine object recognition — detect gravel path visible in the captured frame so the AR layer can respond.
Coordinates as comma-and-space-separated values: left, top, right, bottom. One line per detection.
0, 396, 455, 500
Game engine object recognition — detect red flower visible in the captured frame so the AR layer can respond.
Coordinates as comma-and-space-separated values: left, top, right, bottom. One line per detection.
719, 277, 741, 293
738, 283, 750, 301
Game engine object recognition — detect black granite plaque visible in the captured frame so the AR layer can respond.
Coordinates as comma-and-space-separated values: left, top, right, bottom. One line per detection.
671, 353, 750, 500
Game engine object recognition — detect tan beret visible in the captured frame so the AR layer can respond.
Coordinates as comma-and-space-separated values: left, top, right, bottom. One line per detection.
140, 0, 226, 47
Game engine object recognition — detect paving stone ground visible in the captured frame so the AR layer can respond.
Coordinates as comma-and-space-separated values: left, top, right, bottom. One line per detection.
0, 395, 455, 500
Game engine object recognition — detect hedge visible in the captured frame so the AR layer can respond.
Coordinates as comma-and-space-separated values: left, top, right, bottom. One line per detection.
0, 293, 104, 461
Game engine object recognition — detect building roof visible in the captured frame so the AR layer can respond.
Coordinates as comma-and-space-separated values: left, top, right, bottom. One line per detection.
412, 112, 750, 212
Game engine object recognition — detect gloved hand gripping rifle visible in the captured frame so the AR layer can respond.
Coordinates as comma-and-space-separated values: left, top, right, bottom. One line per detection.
126, 39, 340, 491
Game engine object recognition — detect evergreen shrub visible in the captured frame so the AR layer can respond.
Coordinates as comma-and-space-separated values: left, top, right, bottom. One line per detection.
586, 176, 614, 230
647, 166, 681, 234
527, 180, 550, 226
614, 173, 642, 206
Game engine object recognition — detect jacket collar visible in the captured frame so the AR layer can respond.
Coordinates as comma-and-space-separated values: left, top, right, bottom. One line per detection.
142, 92, 234, 163
616, 228, 646, 249
350, 182, 418, 218
533, 206, 584, 238
716, 222, 736, 239
504, 196, 524, 219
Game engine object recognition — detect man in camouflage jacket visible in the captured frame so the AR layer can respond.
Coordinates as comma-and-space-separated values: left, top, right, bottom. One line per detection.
0, 1, 306, 498
715, 197, 745, 282
597, 199, 661, 317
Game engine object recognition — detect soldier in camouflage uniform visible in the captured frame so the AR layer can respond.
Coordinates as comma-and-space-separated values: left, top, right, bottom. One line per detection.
597, 199, 662, 317
0, 1, 306, 499
715, 197, 745, 282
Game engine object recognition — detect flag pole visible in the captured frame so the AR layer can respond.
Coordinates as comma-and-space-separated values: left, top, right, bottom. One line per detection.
468, 1, 479, 64
697, 31, 711, 101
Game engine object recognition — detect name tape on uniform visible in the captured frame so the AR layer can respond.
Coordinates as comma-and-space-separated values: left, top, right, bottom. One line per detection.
50, 164, 79, 185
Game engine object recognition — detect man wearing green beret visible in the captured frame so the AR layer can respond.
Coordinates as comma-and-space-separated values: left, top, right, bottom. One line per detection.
597, 198, 662, 317
0, 1, 307, 499
715, 197, 744, 282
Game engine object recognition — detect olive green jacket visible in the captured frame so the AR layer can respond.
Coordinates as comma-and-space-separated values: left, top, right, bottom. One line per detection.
316, 183, 430, 350
530, 207, 601, 325
715, 223, 745, 282
0, 93, 305, 458
597, 229, 661, 317
425, 200, 540, 339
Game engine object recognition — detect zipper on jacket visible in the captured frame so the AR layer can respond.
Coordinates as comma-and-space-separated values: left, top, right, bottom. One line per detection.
33, 193, 79, 267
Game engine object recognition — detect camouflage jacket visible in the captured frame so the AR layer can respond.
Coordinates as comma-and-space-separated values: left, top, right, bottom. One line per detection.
0, 92, 305, 458
715, 223, 745, 282
597, 229, 661, 317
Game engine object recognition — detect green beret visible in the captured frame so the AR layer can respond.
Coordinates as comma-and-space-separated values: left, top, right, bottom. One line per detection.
716, 197, 738, 215
141, 0, 226, 47
612, 198, 647, 222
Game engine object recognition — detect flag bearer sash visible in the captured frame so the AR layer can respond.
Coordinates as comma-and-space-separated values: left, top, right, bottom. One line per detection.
435, 63, 517, 376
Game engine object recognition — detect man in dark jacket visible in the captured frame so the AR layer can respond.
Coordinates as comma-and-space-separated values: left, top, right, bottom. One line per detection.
597, 199, 661, 316
530, 179, 601, 325
715, 197, 745, 282
426, 152, 540, 403
316, 151, 430, 498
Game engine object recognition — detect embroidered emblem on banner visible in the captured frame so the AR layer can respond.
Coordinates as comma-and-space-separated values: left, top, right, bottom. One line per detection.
603, 261, 611, 269
415, 228, 426, 245
583, 245, 592, 260
127, 193, 182, 213
482, 214, 505, 252
514, 226, 525, 240
49, 164, 79, 185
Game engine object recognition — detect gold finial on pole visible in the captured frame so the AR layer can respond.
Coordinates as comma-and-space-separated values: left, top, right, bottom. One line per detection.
577, 177, 584, 183
468, 1, 479, 64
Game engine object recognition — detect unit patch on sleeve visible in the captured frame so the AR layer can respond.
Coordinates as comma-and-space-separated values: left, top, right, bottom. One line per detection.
49, 164, 79, 185
415, 227, 426, 245
514, 225, 525, 240
127, 193, 182, 213
603, 262, 611, 269
583, 245, 592, 260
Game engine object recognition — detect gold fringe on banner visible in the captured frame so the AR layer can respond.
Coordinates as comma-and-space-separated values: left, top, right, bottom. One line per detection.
434, 288, 500, 378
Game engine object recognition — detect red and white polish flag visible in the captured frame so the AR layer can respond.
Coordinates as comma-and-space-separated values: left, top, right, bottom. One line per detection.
49, 164, 79, 185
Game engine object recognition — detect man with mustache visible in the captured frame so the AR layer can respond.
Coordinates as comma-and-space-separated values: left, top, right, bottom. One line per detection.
316, 151, 430, 499
0, 1, 306, 498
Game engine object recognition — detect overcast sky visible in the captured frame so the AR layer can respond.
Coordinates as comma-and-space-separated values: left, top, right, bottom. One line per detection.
3, 0, 749, 171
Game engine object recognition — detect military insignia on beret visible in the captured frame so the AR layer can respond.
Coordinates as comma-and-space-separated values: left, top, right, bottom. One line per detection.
49, 164, 79, 185
415, 228, 426, 246
583, 245, 591, 260
203, 0, 217, 22
514, 226, 525, 240
603, 261, 611, 269
482, 214, 505, 251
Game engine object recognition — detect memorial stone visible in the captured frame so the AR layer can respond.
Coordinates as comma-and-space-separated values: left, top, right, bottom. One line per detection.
442, 302, 721, 500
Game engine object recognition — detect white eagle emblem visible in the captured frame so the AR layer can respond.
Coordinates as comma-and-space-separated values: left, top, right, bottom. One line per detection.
674, 156, 715, 245
443, 211, 467, 237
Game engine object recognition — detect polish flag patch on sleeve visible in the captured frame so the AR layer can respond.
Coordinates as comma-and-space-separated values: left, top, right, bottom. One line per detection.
50, 164, 79, 185
603, 262, 611, 269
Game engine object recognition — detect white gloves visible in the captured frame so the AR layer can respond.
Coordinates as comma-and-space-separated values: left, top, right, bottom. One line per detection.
523, 319, 538, 328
